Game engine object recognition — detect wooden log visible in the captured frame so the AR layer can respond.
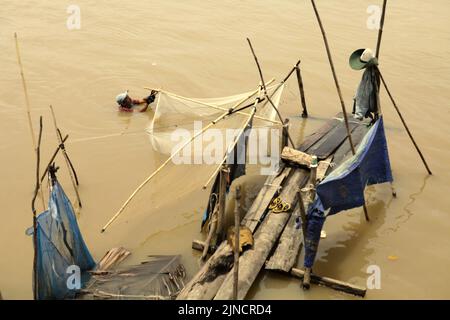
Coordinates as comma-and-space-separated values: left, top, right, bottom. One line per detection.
242, 167, 291, 233
291, 267, 366, 297
232, 187, 241, 300
266, 171, 311, 274
281, 147, 312, 168
217, 166, 228, 242
214, 170, 307, 300
177, 242, 234, 300
264, 203, 303, 272
296, 65, 308, 118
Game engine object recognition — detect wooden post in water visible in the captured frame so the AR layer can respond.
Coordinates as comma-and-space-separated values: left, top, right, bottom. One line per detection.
31, 116, 43, 300
375, 0, 388, 59
217, 165, 229, 242
310, 0, 370, 222
49, 105, 82, 208
233, 187, 241, 300
295, 63, 308, 118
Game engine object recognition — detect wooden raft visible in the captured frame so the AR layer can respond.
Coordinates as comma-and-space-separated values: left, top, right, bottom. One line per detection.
180, 113, 370, 300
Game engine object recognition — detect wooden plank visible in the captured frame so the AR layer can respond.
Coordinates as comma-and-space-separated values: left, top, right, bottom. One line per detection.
177, 242, 233, 300
291, 268, 366, 297
307, 119, 359, 159
214, 170, 308, 300
330, 123, 370, 170
281, 147, 312, 168
264, 203, 303, 272
242, 167, 291, 233
297, 114, 342, 152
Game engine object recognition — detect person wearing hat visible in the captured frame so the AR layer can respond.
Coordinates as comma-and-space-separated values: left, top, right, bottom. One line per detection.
115, 90, 158, 112
349, 48, 380, 121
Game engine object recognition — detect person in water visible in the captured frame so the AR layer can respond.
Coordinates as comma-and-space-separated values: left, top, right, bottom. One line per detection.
115, 90, 158, 112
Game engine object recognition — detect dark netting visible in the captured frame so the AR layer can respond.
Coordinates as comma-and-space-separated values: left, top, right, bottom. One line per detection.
32, 181, 95, 300
77, 255, 186, 300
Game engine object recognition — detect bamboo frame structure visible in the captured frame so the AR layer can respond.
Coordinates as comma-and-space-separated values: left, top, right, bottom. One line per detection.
143, 85, 279, 125
49, 105, 82, 208
101, 84, 268, 232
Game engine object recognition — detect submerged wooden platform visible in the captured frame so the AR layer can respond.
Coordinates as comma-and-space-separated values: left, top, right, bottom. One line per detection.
179, 113, 370, 300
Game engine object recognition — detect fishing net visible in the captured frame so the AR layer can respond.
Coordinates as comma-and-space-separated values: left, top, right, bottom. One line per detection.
146, 83, 285, 157
29, 179, 95, 300
78, 255, 186, 300
144, 84, 286, 230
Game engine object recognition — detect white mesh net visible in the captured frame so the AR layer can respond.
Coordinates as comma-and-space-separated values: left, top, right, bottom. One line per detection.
146, 83, 285, 156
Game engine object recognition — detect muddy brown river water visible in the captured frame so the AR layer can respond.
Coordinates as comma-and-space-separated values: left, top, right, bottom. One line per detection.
1, 0, 449, 299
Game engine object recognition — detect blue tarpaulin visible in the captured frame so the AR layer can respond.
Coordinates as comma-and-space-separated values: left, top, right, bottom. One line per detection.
31, 181, 95, 299
303, 117, 393, 268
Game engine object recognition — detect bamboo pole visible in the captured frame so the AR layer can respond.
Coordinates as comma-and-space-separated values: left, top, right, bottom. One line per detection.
15, 32, 46, 210
310, 0, 370, 221
246, 38, 295, 148
101, 85, 264, 232
377, 69, 432, 175
144, 82, 279, 124
31, 116, 43, 300
233, 186, 241, 300
375, 0, 388, 59
202, 86, 261, 190
49, 105, 82, 208
374, 0, 397, 196
295, 64, 308, 118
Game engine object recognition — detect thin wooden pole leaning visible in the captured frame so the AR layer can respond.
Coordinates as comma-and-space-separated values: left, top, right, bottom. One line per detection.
49, 105, 82, 208
31, 116, 43, 300
202, 87, 261, 190
101, 85, 264, 232
377, 69, 432, 175
217, 165, 229, 242
40, 134, 69, 183
15, 32, 46, 211
246, 38, 295, 148
310, 0, 370, 222
233, 186, 241, 300
374, 0, 397, 197
375, 0, 388, 59
295, 63, 309, 118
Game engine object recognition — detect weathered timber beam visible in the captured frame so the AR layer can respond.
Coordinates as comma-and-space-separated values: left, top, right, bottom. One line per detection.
265, 203, 303, 272
291, 268, 366, 297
